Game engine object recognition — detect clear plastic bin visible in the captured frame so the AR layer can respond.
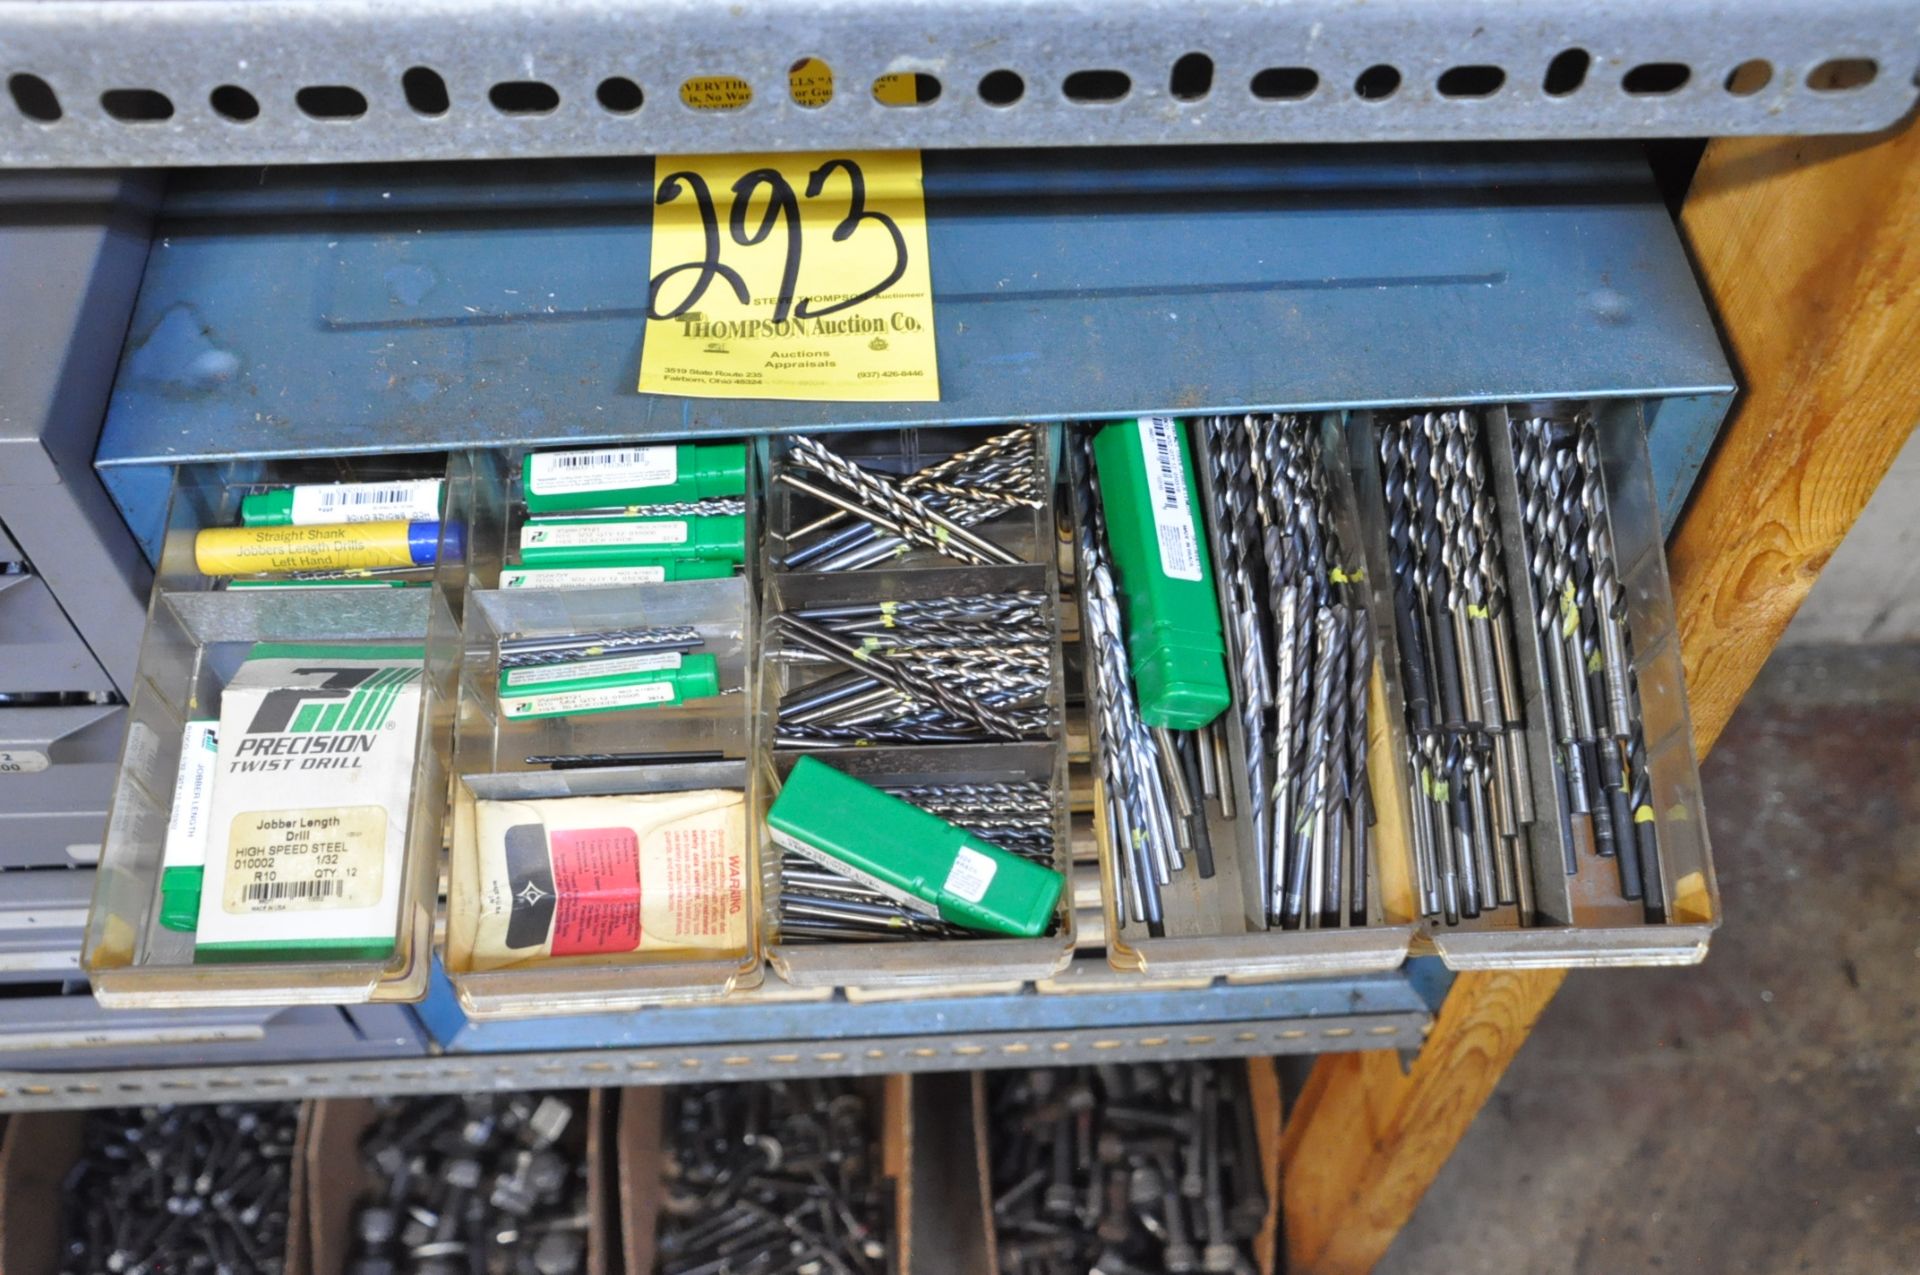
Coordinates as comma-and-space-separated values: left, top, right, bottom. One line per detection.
439, 446, 761, 1014
757, 561, 1075, 993
763, 425, 1054, 575
1346, 403, 1718, 967
81, 456, 460, 1007
1080, 417, 1419, 981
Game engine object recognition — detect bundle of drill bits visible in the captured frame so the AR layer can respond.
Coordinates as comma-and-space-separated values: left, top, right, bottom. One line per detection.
1201, 415, 1375, 930
1510, 414, 1665, 920
497, 625, 703, 668
1379, 409, 1536, 926
657, 1080, 891, 1275
771, 594, 1055, 745
776, 427, 1048, 571
778, 778, 1060, 943
987, 1063, 1268, 1275
58, 1103, 299, 1275
1066, 431, 1182, 938
350, 1092, 588, 1275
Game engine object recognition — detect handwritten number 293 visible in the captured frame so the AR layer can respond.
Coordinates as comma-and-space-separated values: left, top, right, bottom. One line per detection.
646, 157, 910, 323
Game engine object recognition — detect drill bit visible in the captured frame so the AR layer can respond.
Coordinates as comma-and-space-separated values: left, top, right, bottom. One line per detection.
497, 625, 703, 667
1513, 417, 1588, 875
1343, 608, 1374, 925
783, 435, 1023, 567
1205, 420, 1273, 914
783, 426, 1044, 568
1068, 431, 1170, 935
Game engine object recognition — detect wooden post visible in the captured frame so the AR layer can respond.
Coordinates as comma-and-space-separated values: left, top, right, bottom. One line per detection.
1281, 117, 1920, 1275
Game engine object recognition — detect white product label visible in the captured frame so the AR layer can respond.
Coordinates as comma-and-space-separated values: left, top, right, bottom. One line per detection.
501, 565, 669, 588
768, 826, 940, 918
197, 653, 422, 950
942, 844, 998, 904
162, 721, 220, 870
221, 806, 387, 913
527, 447, 678, 495
1140, 416, 1202, 582
290, 479, 442, 524
500, 681, 677, 718
0, 749, 50, 774
502, 651, 682, 689
520, 520, 690, 550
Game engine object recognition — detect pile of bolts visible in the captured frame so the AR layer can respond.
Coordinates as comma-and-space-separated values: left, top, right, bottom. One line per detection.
989, 1063, 1269, 1275
350, 1092, 588, 1275
59, 1103, 298, 1275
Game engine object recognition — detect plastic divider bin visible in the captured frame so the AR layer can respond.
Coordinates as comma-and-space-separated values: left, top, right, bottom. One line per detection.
81, 457, 461, 1007
455, 443, 758, 594
763, 744, 1076, 995
439, 447, 762, 1015
1082, 417, 1419, 982
757, 562, 1074, 995
763, 425, 1055, 576
1346, 404, 1718, 967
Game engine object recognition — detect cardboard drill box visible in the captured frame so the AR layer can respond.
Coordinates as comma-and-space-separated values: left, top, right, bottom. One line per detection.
196, 642, 425, 964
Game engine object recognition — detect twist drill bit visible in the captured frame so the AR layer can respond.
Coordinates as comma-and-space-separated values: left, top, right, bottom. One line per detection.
1424, 735, 1463, 923
1442, 735, 1482, 919
583, 496, 746, 518
1545, 445, 1608, 829
1321, 606, 1352, 926
777, 613, 1031, 740
497, 625, 703, 667
786, 425, 1040, 550
1068, 432, 1168, 935
1577, 425, 1637, 743
1206, 420, 1274, 916
1575, 429, 1640, 897
1382, 426, 1443, 918
1514, 419, 1593, 873
784, 435, 1022, 566
1413, 418, 1470, 732
1285, 607, 1338, 930
1475, 432, 1537, 832
1269, 586, 1299, 925
1627, 728, 1666, 922
1343, 609, 1374, 925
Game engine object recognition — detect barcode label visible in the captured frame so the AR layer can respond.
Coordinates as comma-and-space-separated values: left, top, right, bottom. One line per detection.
241, 879, 344, 903
290, 479, 442, 525
527, 447, 678, 496
1140, 417, 1202, 581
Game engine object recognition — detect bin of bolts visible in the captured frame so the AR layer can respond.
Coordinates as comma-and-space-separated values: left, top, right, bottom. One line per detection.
57, 1102, 300, 1275
350, 1093, 588, 1275
656, 1079, 892, 1275
987, 1064, 1268, 1275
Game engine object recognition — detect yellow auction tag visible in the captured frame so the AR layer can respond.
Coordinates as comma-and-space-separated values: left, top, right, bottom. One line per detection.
638, 150, 939, 402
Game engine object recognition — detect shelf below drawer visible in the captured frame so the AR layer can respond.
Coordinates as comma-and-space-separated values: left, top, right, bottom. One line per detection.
0, 955, 1437, 1110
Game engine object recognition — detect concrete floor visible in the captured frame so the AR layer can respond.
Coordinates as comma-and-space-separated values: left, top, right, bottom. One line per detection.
1377, 642, 1920, 1275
